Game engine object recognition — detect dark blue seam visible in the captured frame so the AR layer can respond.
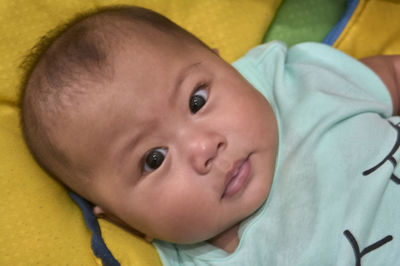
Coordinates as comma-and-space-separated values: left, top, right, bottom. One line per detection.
323, 0, 360, 45
69, 191, 120, 266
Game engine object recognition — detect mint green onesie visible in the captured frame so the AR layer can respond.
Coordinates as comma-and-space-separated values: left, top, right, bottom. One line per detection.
154, 42, 400, 265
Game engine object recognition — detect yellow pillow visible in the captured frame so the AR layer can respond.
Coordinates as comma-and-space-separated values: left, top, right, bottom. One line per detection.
333, 0, 400, 58
0, 0, 281, 265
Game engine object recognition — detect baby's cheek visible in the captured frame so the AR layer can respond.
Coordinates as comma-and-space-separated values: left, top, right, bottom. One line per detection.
154, 195, 213, 243
158, 212, 216, 244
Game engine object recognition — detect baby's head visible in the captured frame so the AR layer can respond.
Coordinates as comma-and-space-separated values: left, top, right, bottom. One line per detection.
21, 6, 278, 245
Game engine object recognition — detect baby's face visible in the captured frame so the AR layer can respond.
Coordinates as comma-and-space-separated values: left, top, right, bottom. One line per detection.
64, 36, 278, 244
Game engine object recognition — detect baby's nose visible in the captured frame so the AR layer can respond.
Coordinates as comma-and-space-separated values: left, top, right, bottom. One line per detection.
184, 130, 226, 174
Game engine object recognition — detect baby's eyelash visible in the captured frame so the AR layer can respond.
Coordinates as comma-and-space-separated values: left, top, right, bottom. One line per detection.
193, 82, 209, 92
189, 82, 210, 114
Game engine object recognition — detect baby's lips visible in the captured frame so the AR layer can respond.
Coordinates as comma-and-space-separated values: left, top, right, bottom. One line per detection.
222, 157, 251, 198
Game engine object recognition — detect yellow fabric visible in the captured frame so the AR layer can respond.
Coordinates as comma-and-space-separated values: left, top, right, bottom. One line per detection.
0, 0, 281, 265
333, 0, 400, 58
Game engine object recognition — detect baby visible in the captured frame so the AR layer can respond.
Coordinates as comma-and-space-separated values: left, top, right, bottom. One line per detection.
21, 5, 400, 266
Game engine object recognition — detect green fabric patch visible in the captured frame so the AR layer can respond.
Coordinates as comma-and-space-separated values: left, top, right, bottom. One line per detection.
264, 0, 347, 46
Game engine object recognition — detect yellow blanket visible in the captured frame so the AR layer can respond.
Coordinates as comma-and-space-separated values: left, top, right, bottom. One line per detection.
333, 0, 400, 57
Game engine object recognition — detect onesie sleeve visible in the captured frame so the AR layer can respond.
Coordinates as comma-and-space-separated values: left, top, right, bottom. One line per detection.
233, 41, 393, 119
286, 42, 393, 114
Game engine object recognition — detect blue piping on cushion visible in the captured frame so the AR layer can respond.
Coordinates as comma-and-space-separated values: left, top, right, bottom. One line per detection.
323, 0, 359, 45
69, 191, 120, 266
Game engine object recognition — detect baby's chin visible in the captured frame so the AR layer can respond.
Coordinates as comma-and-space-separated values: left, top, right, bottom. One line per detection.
177, 224, 242, 250
156, 225, 230, 245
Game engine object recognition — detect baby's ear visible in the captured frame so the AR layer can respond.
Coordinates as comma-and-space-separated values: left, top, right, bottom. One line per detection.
92, 205, 152, 242
93, 205, 105, 217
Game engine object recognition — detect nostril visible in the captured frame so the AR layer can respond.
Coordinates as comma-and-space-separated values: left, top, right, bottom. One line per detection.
202, 140, 225, 171
217, 142, 225, 151
205, 158, 213, 168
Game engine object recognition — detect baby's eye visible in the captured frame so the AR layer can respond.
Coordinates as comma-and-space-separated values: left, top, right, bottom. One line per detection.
143, 147, 167, 173
189, 84, 209, 114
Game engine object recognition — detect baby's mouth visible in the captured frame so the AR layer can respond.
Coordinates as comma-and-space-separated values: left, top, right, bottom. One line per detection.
221, 154, 252, 199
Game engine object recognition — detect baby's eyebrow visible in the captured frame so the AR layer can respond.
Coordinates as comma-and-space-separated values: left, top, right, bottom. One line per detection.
116, 120, 159, 180
116, 131, 143, 179
115, 62, 203, 179
169, 62, 202, 104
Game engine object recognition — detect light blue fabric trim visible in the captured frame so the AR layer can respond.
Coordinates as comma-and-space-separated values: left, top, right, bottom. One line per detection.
323, 0, 359, 45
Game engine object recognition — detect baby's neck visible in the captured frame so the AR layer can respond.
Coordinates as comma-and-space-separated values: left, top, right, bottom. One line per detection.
208, 223, 240, 253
